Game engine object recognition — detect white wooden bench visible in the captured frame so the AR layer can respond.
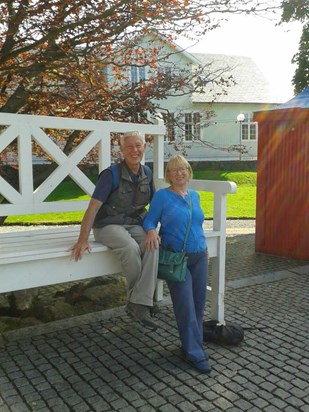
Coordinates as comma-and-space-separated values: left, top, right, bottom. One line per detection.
0, 113, 237, 323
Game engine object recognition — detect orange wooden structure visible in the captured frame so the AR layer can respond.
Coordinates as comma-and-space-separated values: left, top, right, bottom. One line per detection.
254, 87, 309, 260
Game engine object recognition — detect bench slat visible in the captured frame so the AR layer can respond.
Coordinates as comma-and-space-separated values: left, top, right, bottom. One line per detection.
0, 226, 80, 240
0, 242, 109, 264
0, 227, 220, 263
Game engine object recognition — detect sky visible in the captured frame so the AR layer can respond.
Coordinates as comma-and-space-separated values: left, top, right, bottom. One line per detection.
177, 14, 303, 102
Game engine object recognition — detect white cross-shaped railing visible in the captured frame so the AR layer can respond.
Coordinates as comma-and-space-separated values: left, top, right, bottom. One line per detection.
0, 113, 166, 215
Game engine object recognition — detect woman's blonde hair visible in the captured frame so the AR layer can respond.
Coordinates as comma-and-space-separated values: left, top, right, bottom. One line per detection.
165, 155, 193, 183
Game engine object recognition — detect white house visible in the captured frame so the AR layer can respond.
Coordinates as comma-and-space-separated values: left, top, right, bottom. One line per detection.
167, 52, 284, 162
126, 37, 284, 162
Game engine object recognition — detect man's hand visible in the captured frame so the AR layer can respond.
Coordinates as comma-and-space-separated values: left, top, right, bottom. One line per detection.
69, 241, 92, 261
69, 198, 102, 261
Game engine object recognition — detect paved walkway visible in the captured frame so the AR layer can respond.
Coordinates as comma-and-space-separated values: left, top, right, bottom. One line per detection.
0, 229, 308, 412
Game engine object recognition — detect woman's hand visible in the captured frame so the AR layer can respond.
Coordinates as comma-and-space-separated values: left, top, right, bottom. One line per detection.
144, 229, 161, 251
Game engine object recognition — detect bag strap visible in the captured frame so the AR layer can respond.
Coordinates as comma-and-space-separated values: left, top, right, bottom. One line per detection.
182, 191, 192, 252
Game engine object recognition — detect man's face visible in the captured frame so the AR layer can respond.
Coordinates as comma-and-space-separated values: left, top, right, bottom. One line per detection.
121, 135, 145, 170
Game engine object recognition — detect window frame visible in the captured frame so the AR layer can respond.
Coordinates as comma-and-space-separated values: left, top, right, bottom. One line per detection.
241, 121, 258, 141
130, 66, 146, 85
184, 112, 201, 141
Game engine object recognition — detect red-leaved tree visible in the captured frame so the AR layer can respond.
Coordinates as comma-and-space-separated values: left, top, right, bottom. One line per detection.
0, 0, 280, 202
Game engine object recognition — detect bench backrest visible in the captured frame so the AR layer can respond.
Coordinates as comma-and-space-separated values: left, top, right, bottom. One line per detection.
0, 113, 237, 233
0, 113, 165, 216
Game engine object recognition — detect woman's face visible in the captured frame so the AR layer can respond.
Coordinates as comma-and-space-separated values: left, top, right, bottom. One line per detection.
167, 163, 189, 186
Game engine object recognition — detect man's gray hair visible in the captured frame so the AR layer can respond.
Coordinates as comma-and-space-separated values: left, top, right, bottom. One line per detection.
120, 131, 145, 144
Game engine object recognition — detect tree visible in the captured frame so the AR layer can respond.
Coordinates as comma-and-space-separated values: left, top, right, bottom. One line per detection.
0, 1, 281, 224
1, 0, 280, 119
281, 0, 309, 93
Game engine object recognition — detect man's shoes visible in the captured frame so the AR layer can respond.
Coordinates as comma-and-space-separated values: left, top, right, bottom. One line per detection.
125, 302, 158, 331
150, 303, 160, 317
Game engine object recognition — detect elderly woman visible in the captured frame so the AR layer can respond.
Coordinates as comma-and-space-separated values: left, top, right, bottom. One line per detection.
143, 155, 210, 374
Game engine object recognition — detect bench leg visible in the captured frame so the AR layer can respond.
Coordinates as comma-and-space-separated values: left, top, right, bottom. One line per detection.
209, 255, 225, 324
154, 279, 164, 301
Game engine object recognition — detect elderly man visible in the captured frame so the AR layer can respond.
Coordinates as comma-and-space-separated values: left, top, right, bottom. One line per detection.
71, 131, 159, 330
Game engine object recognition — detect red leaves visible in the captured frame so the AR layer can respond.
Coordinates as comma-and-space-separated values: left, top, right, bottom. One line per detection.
0, 0, 272, 119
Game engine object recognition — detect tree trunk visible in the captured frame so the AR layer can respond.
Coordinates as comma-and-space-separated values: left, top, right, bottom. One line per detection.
0, 84, 29, 113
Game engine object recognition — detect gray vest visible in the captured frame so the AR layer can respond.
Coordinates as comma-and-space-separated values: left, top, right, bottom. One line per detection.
93, 162, 152, 228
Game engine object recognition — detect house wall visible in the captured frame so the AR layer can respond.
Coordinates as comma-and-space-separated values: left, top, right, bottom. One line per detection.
145, 101, 274, 162
109, 35, 280, 163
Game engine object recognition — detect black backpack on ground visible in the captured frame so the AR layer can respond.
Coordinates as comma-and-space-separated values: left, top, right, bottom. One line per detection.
203, 320, 245, 346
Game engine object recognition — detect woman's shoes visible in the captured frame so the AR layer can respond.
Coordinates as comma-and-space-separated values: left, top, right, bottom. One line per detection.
180, 348, 211, 374
185, 357, 212, 374
180, 346, 209, 361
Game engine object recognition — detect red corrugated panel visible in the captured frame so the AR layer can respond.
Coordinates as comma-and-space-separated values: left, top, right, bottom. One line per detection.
254, 109, 309, 260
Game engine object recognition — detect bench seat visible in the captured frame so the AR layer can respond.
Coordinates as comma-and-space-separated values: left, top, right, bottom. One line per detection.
0, 226, 220, 295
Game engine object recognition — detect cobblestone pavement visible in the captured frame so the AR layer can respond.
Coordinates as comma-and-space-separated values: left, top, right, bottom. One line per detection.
0, 229, 308, 412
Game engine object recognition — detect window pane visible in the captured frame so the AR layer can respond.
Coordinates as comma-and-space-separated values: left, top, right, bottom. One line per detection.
242, 124, 249, 140
193, 112, 201, 139
131, 66, 137, 83
185, 113, 192, 140
139, 66, 145, 81
250, 123, 257, 140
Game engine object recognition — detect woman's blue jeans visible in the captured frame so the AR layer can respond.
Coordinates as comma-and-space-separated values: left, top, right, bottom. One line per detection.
167, 250, 208, 362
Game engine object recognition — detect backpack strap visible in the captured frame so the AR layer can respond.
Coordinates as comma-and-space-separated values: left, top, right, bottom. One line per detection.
143, 165, 152, 182
110, 163, 152, 191
110, 163, 121, 191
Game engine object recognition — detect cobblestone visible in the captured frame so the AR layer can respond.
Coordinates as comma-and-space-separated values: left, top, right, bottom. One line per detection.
0, 227, 308, 411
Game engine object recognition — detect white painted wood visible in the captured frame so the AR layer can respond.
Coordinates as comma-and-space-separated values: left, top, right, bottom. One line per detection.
152, 118, 165, 184
0, 177, 22, 204
98, 132, 111, 173
18, 124, 34, 204
0, 113, 165, 216
0, 113, 237, 323
0, 124, 18, 151
0, 227, 219, 293
0, 200, 91, 216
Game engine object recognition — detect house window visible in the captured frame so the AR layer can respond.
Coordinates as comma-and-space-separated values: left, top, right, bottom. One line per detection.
241, 122, 257, 140
158, 66, 173, 87
158, 66, 172, 75
131, 66, 146, 85
184, 112, 201, 141
161, 112, 175, 142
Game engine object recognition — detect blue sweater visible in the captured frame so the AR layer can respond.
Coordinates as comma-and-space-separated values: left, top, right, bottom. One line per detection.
143, 188, 207, 253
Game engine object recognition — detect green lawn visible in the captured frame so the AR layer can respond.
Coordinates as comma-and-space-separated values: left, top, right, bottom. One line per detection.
193, 171, 256, 219
5, 171, 256, 224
